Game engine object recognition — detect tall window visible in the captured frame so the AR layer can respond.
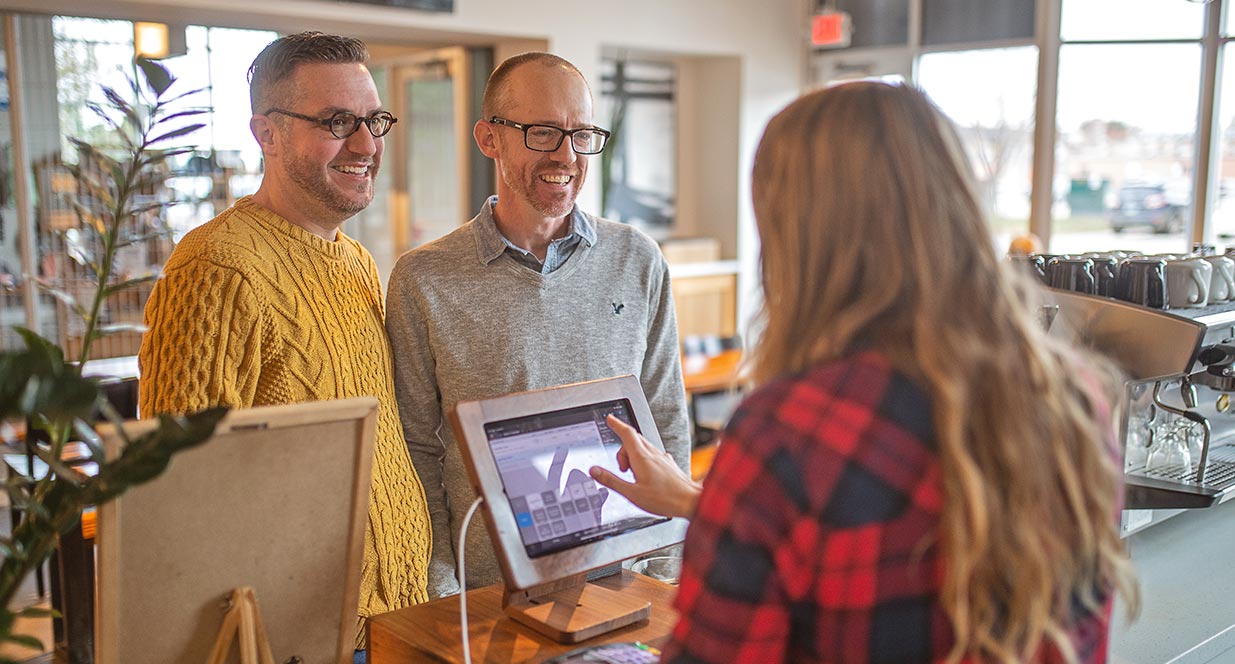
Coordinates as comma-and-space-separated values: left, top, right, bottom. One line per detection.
812, 0, 1235, 253
0, 16, 277, 354
918, 46, 1038, 250
1210, 26, 1235, 244
1050, 0, 1206, 254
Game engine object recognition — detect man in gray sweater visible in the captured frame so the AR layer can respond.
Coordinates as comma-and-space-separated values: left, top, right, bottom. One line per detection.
385, 52, 691, 598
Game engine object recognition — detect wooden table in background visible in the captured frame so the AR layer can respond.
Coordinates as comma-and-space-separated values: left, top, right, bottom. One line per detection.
369, 571, 678, 663
681, 349, 742, 395
681, 349, 742, 475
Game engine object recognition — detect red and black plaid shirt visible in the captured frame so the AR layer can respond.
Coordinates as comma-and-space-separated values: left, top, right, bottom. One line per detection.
662, 351, 1111, 663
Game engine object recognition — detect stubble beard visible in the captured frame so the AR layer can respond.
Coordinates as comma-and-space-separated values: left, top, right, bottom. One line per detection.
504, 164, 578, 219
284, 152, 375, 221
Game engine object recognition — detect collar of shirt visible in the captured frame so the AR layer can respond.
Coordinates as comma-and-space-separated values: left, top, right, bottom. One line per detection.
474, 196, 597, 274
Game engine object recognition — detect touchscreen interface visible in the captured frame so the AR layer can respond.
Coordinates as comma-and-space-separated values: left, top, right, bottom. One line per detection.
484, 398, 668, 558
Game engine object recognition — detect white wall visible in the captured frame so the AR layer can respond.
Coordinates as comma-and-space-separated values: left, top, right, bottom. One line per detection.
0, 0, 808, 330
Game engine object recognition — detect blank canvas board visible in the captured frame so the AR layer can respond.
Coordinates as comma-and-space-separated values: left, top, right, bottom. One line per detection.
94, 397, 378, 664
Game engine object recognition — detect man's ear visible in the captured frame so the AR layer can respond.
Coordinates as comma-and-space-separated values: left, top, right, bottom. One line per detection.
250, 115, 279, 157
474, 119, 499, 159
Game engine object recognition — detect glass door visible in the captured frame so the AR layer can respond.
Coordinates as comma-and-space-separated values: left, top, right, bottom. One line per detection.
392, 47, 470, 253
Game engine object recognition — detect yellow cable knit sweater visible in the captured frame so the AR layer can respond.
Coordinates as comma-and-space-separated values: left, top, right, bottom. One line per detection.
138, 196, 431, 646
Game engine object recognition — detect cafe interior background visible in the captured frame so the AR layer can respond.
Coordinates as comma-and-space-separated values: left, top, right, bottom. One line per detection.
4, 0, 1235, 662
1, 0, 1233, 361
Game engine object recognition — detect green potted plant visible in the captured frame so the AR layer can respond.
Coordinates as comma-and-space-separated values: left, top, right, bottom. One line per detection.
0, 56, 227, 659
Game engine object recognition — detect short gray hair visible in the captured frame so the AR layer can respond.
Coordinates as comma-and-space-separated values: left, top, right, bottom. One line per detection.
248, 32, 369, 114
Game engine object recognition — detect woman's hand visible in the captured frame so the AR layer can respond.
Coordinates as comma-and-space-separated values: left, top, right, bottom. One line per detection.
589, 414, 702, 519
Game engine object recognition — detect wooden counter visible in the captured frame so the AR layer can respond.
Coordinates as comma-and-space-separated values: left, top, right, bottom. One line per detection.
369, 571, 678, 663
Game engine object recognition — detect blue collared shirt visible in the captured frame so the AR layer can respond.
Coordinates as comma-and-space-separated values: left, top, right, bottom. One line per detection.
473, 196, 597, 274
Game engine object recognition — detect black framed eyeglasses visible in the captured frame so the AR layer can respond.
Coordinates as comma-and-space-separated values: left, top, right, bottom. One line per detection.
489, 117, 610, 155
265, 108, 398, 139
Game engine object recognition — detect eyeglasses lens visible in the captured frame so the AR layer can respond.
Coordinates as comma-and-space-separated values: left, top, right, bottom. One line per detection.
523, 126, 605, 154
571, 131, 604, 154
525, 126, 563, 151
328, 112, 396, 139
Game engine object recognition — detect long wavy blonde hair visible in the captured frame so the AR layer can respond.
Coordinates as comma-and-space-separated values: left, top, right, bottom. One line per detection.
749, 81, 1137, 662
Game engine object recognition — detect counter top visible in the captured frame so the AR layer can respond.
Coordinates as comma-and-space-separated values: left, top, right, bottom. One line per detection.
666, 260, 739, 279
1110, 499, 1235, 663
369, 570, 678, 663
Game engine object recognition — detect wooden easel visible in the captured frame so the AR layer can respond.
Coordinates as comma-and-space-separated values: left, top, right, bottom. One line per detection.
206, 587, 278, 664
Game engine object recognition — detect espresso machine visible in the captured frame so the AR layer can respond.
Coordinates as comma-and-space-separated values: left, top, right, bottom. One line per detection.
1045, 289, 1235, 531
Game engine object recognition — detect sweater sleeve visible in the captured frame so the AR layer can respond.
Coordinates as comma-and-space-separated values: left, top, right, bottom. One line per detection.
138, 258, 264, 416
641, 254, 692, 472
385, 260, 462, 599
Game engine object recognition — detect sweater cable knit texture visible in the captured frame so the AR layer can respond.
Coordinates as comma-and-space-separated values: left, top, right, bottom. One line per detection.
138, 196, 431, 646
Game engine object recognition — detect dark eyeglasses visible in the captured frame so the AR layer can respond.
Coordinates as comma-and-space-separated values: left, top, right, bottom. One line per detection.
265, 108, 398, 139
489, 116, 610, 155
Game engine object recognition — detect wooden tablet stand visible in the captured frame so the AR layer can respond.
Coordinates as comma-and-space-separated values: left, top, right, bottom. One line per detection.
501, 572, 651, 644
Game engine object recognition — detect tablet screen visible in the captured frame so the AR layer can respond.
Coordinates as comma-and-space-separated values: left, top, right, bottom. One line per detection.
484, 398, 669, 558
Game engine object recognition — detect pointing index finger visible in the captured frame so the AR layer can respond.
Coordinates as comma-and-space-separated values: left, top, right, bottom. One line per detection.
605, 414, 643, 447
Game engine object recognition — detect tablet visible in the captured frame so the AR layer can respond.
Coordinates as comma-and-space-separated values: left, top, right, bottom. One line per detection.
450, 375, 688, 592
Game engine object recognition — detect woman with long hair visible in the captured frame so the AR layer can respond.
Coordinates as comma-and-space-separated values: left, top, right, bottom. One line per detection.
589, 81, 1137, 663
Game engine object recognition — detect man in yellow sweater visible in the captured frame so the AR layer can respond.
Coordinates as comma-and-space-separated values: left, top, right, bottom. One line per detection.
137, 32, 430, 655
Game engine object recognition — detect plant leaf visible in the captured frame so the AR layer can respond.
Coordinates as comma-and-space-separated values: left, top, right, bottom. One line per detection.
95, 323, 146, 335
103, 274, 159, 297
145, 146, 196, 167
125, 199, 168, 217
83, 101, 121, 132
101, 85, 139, 129
153, 86, 210, 107
71, 418, 105, 461
13, 328, 64, 366
105, 159, 128, 193
148, 123, 206, 146
85, 407, 228, 504
7, 488, 50, 520
17, 606, 60, 619
155, 109, 208, 124
0, 333, 98, 422
71, 201, 108, 237
2, 632, 44, 650
136, 56, 174, 97
30, 444, 83, 487
65, 167, 117, 210
32, 278, 88, 321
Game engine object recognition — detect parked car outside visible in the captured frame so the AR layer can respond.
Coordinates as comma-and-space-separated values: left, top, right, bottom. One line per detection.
1109, 183, 1186, 234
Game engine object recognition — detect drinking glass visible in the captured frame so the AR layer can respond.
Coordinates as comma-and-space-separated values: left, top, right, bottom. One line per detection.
631, 555, 682, 585
1145, 420, 1192, 475
1124, 400, 1155, 471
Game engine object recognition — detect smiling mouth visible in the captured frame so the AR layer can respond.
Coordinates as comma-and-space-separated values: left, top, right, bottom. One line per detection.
333, 164, 371, 177
539, 174, 573, 185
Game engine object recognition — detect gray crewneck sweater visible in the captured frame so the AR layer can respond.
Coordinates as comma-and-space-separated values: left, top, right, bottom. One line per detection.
385, 204, 690, 597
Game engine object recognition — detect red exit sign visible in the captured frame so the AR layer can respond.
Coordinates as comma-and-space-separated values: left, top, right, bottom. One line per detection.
811, 11, 852, 48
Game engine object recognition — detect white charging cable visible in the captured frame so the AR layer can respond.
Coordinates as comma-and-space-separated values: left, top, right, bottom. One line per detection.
458, 496, 484, 664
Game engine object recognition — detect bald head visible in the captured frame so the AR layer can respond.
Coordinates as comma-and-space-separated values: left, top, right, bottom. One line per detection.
481, 52, 590, 120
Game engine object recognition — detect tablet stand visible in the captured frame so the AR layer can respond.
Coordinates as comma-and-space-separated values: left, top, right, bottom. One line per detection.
501, 572, 651, 643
